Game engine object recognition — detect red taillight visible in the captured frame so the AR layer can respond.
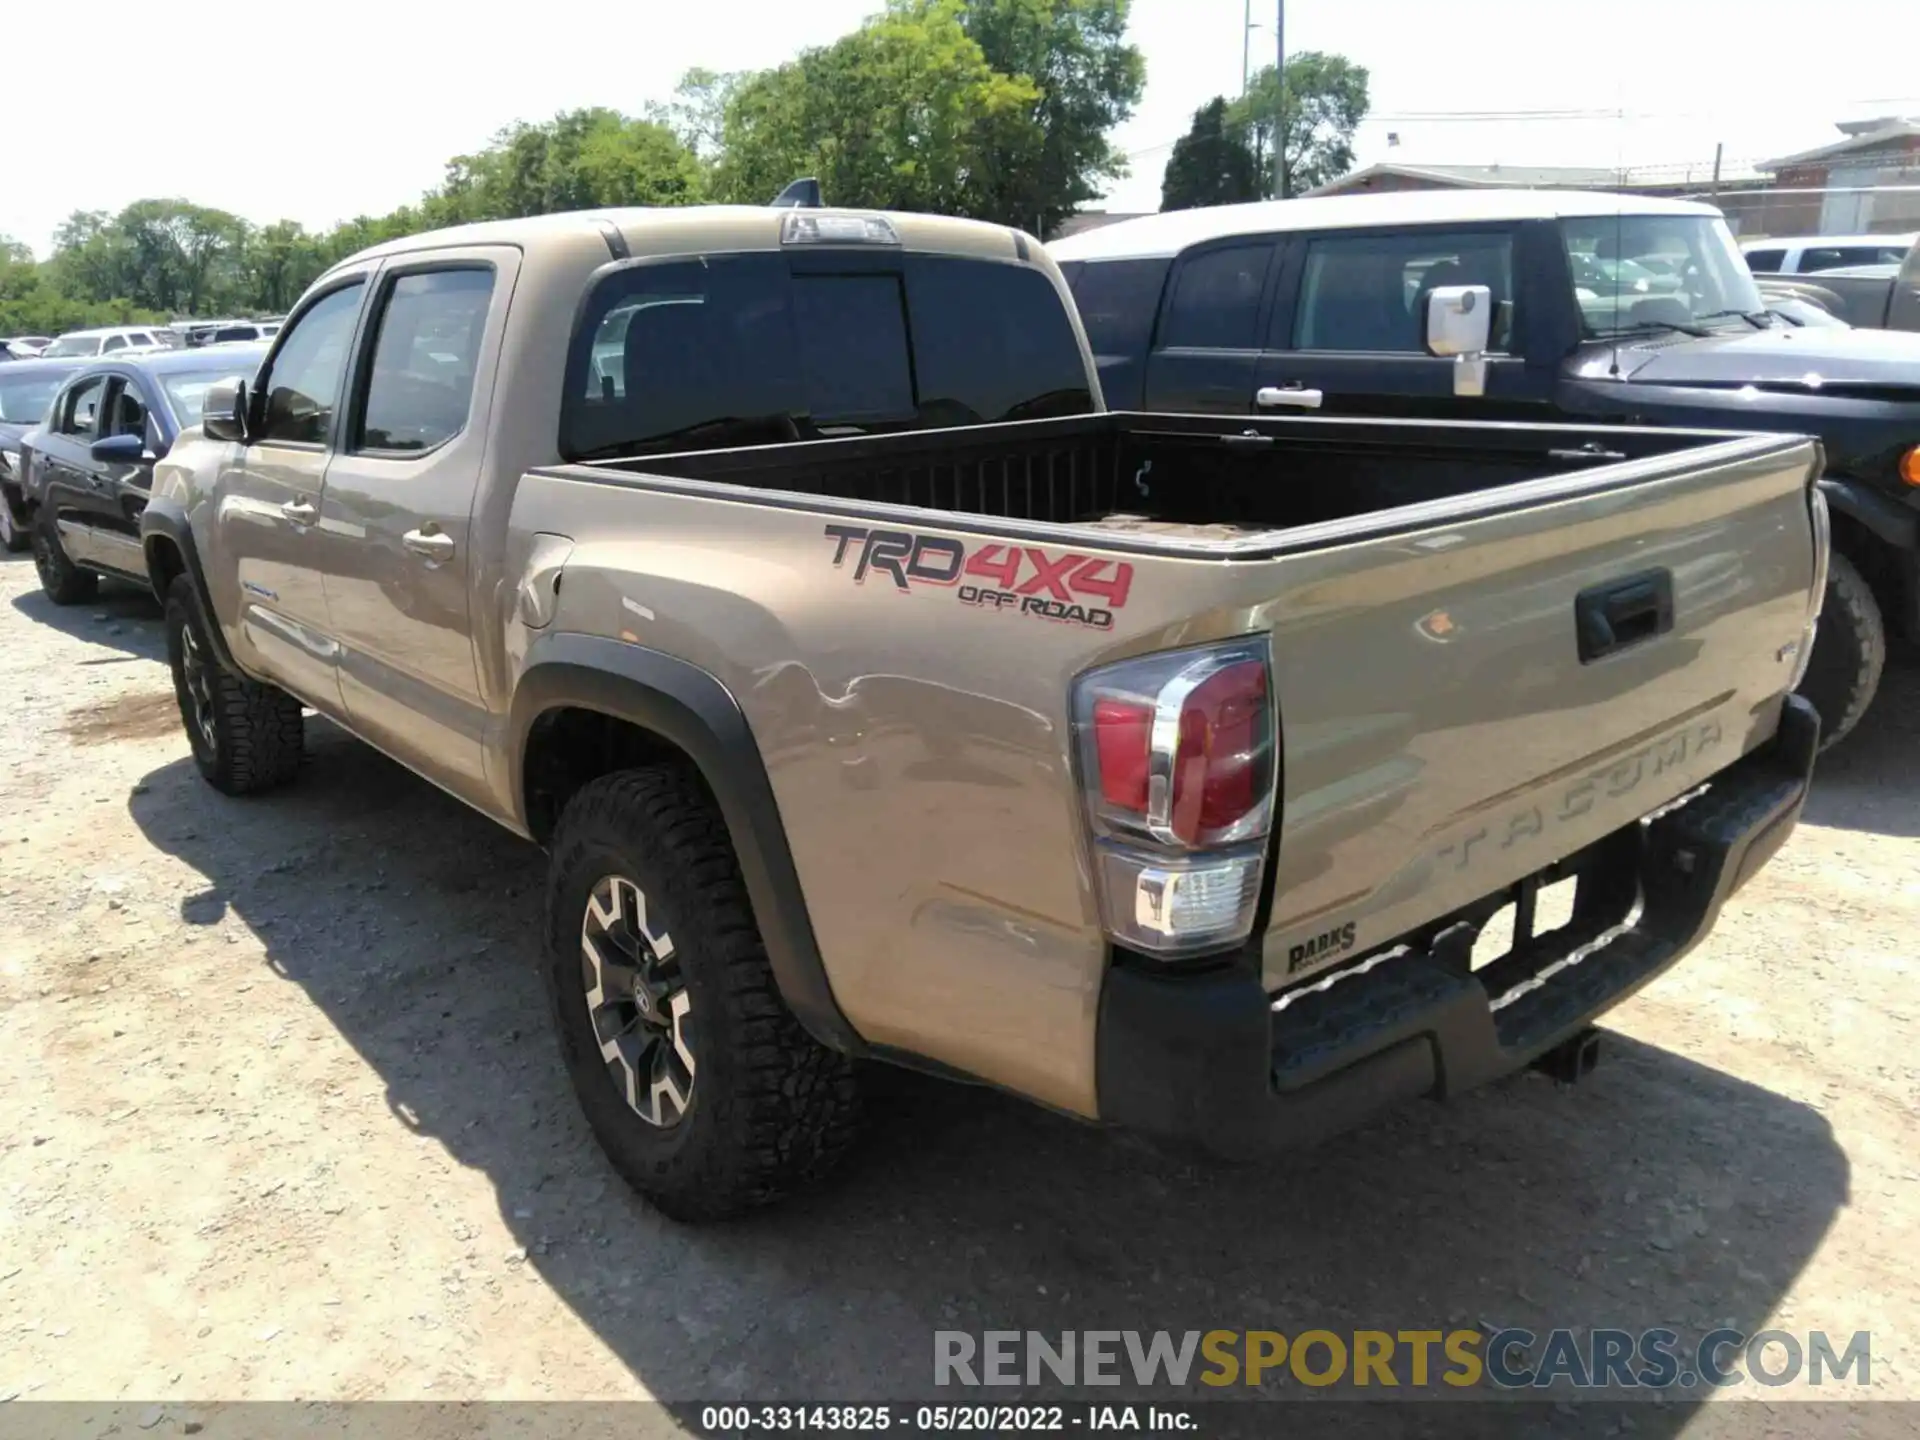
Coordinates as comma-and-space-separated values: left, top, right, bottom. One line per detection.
1093, 697, 1153, 812
1072, 639, 1278, 958
1170, 659, 1267, 845
1073, 640, 1276, 851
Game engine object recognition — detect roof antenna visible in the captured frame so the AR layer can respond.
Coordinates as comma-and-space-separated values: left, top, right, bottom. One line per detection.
770, 178, 823, 209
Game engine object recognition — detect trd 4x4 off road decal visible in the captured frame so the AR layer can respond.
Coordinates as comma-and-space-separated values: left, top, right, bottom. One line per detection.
822, 524, 1132, 630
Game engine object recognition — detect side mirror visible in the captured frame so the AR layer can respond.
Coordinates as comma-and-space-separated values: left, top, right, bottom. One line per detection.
202, 377, 248, 442
1424, 283, 1493, 398
89, 433, 147, 465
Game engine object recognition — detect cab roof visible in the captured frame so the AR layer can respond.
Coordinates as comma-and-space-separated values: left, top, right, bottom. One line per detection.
331, 205, 1034, 273
1048, 189, 1723, 263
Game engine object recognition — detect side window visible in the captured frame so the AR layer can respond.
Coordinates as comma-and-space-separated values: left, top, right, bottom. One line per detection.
257, 282, 365, 445
355, 268, 497, 454
56, 376, 107, 437
1157, 244, 1274, 351
1743, 249, 1784, 273
1067, 257, 1174, 359
1293, 230, 1515, 353
104, 380, 147, 438
1798, 248, 1845, 273
102, 334, 127, 353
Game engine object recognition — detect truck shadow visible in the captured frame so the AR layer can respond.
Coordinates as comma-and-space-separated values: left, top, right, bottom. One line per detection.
128, 726, 1849, 1432
1802, 649, 1920, 839
9, 580, 164, 664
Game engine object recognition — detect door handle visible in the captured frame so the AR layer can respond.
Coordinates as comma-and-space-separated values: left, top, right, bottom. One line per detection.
1256, 385, 1324, 410
281, 498, 318, 526
1575, 569, 1674, 663
403, 527, 456, 563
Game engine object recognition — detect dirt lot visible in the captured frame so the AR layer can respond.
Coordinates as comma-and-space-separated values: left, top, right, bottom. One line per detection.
0, 550, 1915, 1433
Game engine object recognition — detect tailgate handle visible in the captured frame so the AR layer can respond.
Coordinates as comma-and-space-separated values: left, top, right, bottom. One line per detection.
1576, 569, 1674, 662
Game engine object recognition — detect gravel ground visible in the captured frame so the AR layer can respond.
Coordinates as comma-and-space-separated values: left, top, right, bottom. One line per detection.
0, 549, 1915, 1435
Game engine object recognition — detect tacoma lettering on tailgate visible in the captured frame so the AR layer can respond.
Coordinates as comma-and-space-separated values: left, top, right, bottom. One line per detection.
1434, 717, 1725, 873
823, 524, 1132, 630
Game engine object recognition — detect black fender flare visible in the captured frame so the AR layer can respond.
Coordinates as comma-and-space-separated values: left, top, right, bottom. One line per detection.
139, 496, 241, 672
508, 632, 862, 1056
1819, 476, 1918, 553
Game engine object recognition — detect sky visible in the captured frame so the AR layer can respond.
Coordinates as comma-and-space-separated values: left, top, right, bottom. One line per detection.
7, 0, 1919, 256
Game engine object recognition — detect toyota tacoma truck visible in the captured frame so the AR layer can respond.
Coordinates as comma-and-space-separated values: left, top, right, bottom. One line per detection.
1052, 190, 1919, 749
139, 200, 1825, 1220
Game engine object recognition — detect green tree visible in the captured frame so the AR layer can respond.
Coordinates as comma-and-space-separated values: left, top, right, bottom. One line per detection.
714, 0, 1038, 217
432, 108, 704, 224
1160, 98, 1259, 211
246, 221, 327, 313
647, 68, 741, 161
1228, 51, 1370, 199
958, 0, 1145, 236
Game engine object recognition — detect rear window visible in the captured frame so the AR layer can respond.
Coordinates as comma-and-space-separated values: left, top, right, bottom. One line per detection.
561, 252, 1093, 461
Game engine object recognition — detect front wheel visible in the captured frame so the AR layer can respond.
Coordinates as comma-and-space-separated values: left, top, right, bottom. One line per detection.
164, 575, 305, 794
31, 510, 97, 604
0, 496, 28, 554
544, 765, 861, 1221
1794, 549, 1886, 751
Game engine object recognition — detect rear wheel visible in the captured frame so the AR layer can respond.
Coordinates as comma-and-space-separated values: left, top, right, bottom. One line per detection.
544, 765, 861, 1221
164, 575, 305, 794
31, 509, 97, 604
1794, 549, 1885, 751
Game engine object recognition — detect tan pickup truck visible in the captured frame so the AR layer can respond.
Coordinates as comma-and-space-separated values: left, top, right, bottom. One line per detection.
140, 201, 1826, 1219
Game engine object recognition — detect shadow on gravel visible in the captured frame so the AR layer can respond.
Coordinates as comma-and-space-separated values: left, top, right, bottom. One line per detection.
10, 580, 164, 664
1803, 650, 1920, 839
129, 724, 1850, 1436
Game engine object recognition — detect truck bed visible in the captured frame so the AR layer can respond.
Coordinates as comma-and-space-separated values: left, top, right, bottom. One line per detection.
570, 410, 1788, 554
522, 412, 1819, 1078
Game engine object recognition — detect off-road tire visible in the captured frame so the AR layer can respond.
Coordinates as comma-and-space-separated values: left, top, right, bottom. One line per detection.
545, 765, 861, 1221
164, 575, 304, 795
1794, 549, 1885, 751
31, 509, 97, 604
0, 495, 28, 554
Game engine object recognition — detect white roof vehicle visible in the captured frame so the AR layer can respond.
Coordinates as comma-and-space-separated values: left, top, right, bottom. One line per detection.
39, 325, 168, 359
1741, 233, 1918, 275
1049, 189, 1718, 262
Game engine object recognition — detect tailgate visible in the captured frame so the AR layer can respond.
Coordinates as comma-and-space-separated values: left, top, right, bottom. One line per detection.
1251, 435, 1821, 990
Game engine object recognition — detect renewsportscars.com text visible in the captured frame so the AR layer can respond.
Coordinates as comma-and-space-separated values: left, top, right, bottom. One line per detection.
933, 1328, 1872, 1391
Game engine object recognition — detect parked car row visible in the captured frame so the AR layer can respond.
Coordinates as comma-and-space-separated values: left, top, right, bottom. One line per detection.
2, 318, 287, 366
1049, 191, 1920, 749
0, 345, 266, 574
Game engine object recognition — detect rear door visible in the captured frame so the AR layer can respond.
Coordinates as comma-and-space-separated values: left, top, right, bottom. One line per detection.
209, 272, 371, 710
1139, 238, 1280, 414
1253, 223, 1551, 421
1059, 256, 1172, 410
317, 249, 514, 801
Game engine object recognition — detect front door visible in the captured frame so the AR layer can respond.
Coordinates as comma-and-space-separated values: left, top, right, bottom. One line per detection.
209, 274, 371, 713
1253, 225, 1544, 421
317, 250, 513, 802
77, 375, 161, 579
34, 373, 109, 565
